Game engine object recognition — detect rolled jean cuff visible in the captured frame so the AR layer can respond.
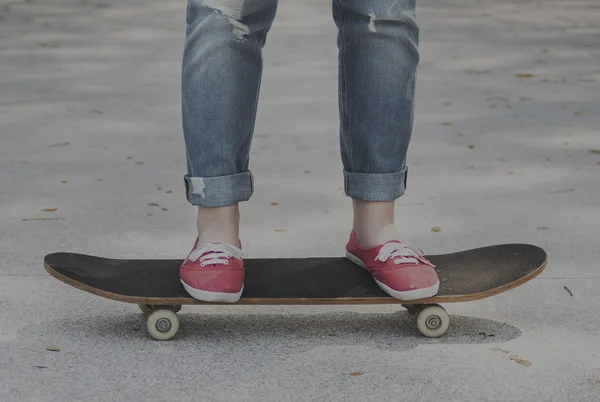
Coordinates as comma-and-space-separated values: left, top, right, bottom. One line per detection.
184, 171, 253, 207
343, 166, 408, 202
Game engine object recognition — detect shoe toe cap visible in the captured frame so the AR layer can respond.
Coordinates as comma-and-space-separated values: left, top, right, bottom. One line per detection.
379, 265, 439, 291
180, 265, 244, 293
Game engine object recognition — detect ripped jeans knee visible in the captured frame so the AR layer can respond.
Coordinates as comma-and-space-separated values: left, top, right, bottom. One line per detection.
188, 0, 278, 42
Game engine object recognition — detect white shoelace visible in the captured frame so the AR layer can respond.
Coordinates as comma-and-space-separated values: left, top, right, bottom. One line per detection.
187, 243, 243, 267
376, 242, 435, 267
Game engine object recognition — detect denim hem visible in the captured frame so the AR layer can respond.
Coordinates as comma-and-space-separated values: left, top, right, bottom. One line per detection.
343, 167, 408, 201
184, 171, 253, 207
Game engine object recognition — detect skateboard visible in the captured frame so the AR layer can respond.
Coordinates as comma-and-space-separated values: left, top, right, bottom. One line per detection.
44, 243, 547, 340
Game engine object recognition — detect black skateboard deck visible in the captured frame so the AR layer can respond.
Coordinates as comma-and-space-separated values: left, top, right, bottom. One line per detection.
44, 243, 547, 340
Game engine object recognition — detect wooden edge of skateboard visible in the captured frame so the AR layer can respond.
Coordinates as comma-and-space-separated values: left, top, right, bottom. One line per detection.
44, 257, 547, 306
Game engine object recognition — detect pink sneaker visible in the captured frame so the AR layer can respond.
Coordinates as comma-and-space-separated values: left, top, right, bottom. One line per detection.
345, 231, 439, 300
180, 238, 244, 303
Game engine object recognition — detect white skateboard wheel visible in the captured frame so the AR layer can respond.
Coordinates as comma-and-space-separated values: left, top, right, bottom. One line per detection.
146, 309, 180, 341
416, 304, 449, 338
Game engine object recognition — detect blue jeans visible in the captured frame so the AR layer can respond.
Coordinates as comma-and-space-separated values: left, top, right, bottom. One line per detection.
182, 0, 419, 207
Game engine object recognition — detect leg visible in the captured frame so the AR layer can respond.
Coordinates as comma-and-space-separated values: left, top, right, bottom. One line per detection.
182, 0, 278, 244
336, 0, 439, 300
180, 0, 278, 303
333, 0, 419, 247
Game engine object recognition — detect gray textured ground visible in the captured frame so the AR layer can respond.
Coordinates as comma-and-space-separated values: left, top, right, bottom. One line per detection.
1, 0, 600, 401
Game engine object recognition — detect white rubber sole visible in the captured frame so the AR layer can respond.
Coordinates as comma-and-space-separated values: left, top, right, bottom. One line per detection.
345, 251, 440, 301
181, 280, 243, 303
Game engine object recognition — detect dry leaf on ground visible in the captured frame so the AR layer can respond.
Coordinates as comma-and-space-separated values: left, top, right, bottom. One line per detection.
509, 355, 532, 367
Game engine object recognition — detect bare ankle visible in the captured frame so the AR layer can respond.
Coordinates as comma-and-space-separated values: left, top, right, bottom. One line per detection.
196, 205, 240, 246
352, 199, 400, 247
